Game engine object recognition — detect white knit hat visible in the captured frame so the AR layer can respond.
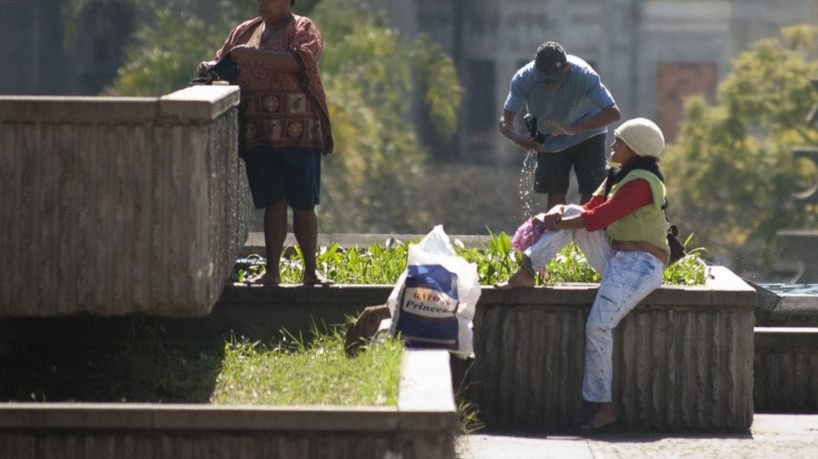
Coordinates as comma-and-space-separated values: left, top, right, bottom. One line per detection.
614, 118, 665, 159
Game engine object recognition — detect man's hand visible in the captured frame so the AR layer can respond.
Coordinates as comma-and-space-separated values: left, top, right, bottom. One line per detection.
544, 120, 579, 137
499, 109, 543, 152
543, 103, 621, 138
518, 134, 544, 152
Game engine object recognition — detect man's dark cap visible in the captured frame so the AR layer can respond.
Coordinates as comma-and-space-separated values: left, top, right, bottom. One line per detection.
534, 41, 568, 83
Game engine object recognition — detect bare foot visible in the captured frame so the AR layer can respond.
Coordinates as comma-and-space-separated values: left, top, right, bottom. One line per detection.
245, 271, 281, 286
302, 270, 335, 287
494, 268, 536, 290
580, 403, 617, 431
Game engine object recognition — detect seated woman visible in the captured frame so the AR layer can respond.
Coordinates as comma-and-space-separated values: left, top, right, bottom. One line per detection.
496, 118, 670, 430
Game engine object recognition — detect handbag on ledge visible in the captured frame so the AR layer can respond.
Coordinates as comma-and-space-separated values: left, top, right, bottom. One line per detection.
667, 224, 687, 265
190, 52, 239, 86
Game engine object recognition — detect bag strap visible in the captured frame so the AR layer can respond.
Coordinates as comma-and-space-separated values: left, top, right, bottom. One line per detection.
603, 167, 615, 199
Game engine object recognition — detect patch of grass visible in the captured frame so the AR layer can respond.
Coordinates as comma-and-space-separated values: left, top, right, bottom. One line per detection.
2, 322, 404, 408
211, 327, 403, 406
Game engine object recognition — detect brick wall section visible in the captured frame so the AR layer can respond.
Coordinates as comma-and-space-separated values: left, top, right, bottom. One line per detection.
656, 62, 717, 142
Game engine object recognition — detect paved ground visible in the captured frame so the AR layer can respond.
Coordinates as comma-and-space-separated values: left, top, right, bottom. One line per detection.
458, 414, 818, 458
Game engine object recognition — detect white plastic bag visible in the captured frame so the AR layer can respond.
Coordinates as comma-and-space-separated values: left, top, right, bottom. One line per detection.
386, 225, 480, 359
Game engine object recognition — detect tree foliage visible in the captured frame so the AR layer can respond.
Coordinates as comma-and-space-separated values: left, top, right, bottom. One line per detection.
310, 0, 463, 232
663, 24, 818, 271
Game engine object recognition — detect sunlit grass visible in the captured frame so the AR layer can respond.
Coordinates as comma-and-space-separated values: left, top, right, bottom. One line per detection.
211, 327, 403, 406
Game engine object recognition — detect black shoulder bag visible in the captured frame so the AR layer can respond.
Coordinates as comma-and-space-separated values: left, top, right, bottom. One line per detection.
190, 52, 240, 86
603, 167, 687, 265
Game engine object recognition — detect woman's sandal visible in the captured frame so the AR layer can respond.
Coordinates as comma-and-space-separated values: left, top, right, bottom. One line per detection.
579, 415, 618, 431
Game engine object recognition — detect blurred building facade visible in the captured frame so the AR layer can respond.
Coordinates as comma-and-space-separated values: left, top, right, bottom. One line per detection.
0, 0, 132, 96
379, 0, 818, 157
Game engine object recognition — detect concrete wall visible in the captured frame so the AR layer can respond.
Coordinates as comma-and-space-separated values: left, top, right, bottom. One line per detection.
215, 266, 756, 432
0, 86, 249, 317
0, 0, 134, 96
210, 266, 755, 432
755, 328, 818, 413
464, 266, 755, 432
0, 350, 457, 459
2, 266, 788, 431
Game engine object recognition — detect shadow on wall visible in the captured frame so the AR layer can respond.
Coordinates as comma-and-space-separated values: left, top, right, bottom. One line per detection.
0, 317, 225, 403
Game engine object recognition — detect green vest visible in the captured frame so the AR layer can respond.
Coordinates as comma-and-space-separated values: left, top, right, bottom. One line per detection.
597, 169, 670, 264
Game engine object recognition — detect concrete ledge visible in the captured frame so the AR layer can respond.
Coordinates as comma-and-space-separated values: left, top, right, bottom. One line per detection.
214, 267, 754, 433
218, 267, 751, 308
752, 281, 818, 326
0, 87, 240, 123
160, 86, 242, 121
755, 327, 818, 347
2, 267, 757, 434
206, 267, 751, 348
0, 350, 457, 459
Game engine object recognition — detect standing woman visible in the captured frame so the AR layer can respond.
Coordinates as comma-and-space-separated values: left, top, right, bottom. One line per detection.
495, 118, 670, 430
199, 0, 334, 285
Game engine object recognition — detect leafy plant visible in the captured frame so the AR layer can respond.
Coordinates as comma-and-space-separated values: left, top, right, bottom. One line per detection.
663, 233, 709, 285
545, 244, 601, 284
456, 230, 521, 286
235, 231, 709, 286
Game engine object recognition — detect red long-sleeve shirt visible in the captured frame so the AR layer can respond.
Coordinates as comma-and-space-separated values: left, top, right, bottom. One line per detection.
579, 179, 653, 232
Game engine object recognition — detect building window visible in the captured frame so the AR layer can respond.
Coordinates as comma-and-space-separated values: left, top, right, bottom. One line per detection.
466, 59, 496, 133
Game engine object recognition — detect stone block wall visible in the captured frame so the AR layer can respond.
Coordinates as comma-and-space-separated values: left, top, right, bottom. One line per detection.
215, 265, 755, 432
2, 265, 760, 433
463, 266, 755, 432
0, 86, 248, 317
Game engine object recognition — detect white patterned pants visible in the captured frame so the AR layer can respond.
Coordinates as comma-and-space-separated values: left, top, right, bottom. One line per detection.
524, 205, 665, 403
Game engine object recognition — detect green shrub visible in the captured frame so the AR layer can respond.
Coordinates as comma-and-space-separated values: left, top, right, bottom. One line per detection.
235, 231, 708, 286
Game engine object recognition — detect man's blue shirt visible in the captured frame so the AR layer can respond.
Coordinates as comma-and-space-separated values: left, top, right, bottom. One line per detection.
504, 55, 615, 152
